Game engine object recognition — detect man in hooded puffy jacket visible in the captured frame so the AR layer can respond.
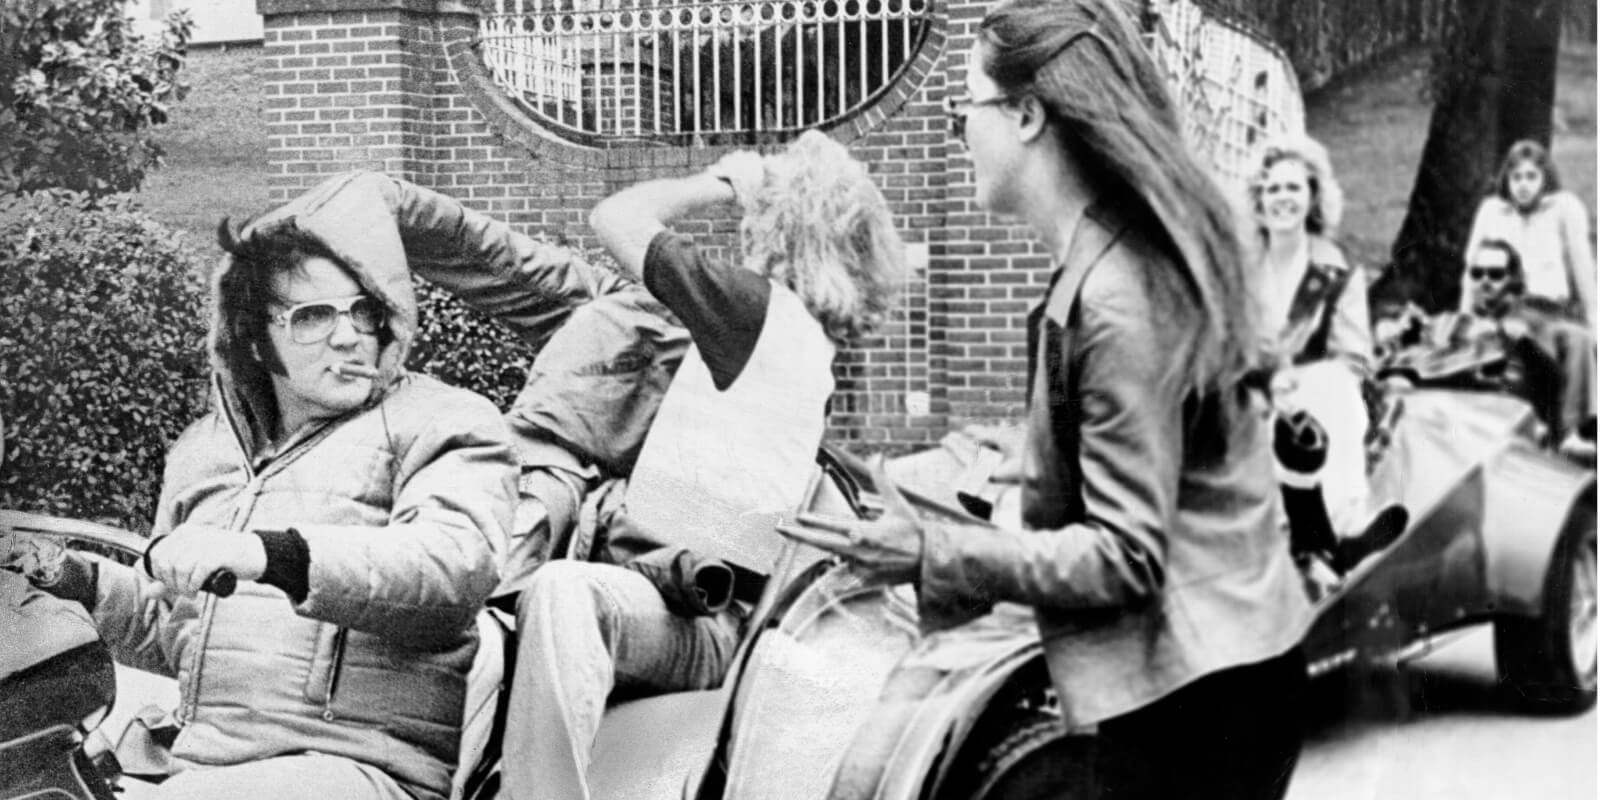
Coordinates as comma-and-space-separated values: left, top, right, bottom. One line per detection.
36, 171, 647, 800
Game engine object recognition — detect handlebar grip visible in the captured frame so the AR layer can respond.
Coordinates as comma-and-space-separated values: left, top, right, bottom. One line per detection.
201, 569, 237, 597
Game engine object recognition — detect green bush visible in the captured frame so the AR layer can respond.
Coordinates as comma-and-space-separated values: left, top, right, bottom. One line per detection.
408, 244, 629, 410
0, 191, 210, 531
0, 203, 612, 528
409, 279, 537, 411
1, 0, 192, 196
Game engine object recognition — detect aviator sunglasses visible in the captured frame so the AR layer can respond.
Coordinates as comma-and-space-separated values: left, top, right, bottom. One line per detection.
1468, 266, 1509, 282
269, 294, 386, 344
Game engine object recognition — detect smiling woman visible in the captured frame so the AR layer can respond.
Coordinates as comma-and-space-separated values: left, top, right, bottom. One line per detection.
1246, 135, 1377, 549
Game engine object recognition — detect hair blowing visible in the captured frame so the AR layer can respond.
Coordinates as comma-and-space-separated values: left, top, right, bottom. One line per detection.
740, 130, 906, 346
978, 0, 1264, 397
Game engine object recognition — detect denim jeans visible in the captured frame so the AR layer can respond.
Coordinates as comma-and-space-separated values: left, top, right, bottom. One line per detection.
502, 560, 741, 800
122, 754, 414, 800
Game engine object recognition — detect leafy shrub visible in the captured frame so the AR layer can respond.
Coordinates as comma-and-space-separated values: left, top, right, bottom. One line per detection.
0, 190, 210, 530
0, 0, 193, 196
0, 198, 617, 528
409, 280, 538, 410
408, 244, 630, 410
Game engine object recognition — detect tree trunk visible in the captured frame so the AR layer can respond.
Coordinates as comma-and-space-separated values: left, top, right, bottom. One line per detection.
1380, 0, 1565, 313
1501, 0, 1563, 150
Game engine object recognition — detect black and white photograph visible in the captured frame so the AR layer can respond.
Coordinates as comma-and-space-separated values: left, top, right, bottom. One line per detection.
2, 0, 1595, 798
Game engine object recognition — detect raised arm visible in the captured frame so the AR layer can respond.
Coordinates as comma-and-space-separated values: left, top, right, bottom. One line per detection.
589, 152, 763, 279
246, 171, 630, 351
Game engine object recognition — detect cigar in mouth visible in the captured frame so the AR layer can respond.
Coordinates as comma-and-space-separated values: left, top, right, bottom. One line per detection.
332, 362, 380, 379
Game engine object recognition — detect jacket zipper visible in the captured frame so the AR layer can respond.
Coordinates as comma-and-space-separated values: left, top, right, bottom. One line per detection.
322, 627, 349, 721
190, 381, 350, 724
179, 474, 264, 723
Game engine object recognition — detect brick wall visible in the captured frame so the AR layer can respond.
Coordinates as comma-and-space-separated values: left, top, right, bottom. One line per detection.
259, 0, 1009, 450
256, 0, 1446, 450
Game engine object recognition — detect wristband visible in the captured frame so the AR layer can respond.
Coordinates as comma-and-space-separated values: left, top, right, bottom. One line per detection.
141, 534, 167, 580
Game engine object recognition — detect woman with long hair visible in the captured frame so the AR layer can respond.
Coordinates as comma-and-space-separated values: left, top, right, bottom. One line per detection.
785, 1, 1311, 797
1463, 139, 1596, 326
500, 130, 904, 800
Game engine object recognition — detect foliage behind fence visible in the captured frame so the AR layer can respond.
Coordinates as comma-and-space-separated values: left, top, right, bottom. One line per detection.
1196, 0, 1456, 92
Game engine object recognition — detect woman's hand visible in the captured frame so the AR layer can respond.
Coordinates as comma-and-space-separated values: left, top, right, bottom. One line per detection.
778, 457, 923, 585
144, 523, 266, 597
705, 151, 766, 209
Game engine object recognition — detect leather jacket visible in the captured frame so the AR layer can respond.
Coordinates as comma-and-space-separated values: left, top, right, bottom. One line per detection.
918, 206, 1311, 726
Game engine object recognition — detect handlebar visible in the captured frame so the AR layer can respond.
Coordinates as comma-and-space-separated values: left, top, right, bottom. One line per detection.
201, 569, 237, 597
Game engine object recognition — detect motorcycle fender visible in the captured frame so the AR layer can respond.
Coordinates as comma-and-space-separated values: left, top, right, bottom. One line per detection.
0, 724, 112, 800
827, 615, 1044, 800
1480, 442, 1595, 616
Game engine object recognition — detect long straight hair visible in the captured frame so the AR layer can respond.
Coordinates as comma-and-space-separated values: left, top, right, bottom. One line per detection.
978, 0, 1264, 399
1494, 139, 1563, 206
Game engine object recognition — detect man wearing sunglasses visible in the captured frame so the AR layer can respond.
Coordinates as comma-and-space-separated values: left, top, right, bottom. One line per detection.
21, 169, 690, 800
1380, 239, 1593, 459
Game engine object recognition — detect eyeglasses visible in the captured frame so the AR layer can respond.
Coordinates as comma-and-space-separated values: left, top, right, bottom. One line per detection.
1468, 267, 1509, 282
269, 294, 386, 344
945, 92, 1013, 142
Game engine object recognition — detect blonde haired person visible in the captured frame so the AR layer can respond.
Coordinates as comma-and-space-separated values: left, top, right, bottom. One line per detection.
500, 129, 904, 800
1246, 135, 1383, 570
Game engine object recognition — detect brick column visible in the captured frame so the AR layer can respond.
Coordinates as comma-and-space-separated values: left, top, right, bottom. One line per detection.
257, 0, 469, 200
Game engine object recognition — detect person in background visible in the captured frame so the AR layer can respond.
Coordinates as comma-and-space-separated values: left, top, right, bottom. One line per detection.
1245, 135, 1390, 565
29, 174, 522, 800
1462, 139, 1597, 328
784, 1, 1311, 797
500, 130, 905, 800
1382, 239, 1594, 460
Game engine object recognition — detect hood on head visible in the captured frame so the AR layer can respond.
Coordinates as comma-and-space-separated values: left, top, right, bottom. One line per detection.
209, 172, 418, 448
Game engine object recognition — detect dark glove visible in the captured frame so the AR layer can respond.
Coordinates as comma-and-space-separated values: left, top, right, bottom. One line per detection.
1274, 410, 1328, 476
623, 547, 735, 617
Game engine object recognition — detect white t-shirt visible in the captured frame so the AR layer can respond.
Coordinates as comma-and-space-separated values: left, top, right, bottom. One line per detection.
623, 232, 836, 573
1466, 192, 1591, 303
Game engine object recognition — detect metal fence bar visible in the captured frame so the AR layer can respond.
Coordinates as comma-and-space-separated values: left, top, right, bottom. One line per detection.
480, 0, 930, 140
753, 7, 763, 131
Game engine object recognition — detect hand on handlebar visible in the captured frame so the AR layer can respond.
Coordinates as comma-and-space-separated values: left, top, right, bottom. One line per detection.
143, 523, 265, 598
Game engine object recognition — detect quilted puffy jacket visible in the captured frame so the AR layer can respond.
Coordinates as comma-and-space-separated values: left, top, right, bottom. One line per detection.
90, 172, 533, 800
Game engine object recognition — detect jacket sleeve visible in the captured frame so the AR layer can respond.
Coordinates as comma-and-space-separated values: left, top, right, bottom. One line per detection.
1326, 251, 1374, 378
290, 392, 516, 649
917, 265, 1186, 626
90, 423, 211, 678
323, 172, 634, 351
